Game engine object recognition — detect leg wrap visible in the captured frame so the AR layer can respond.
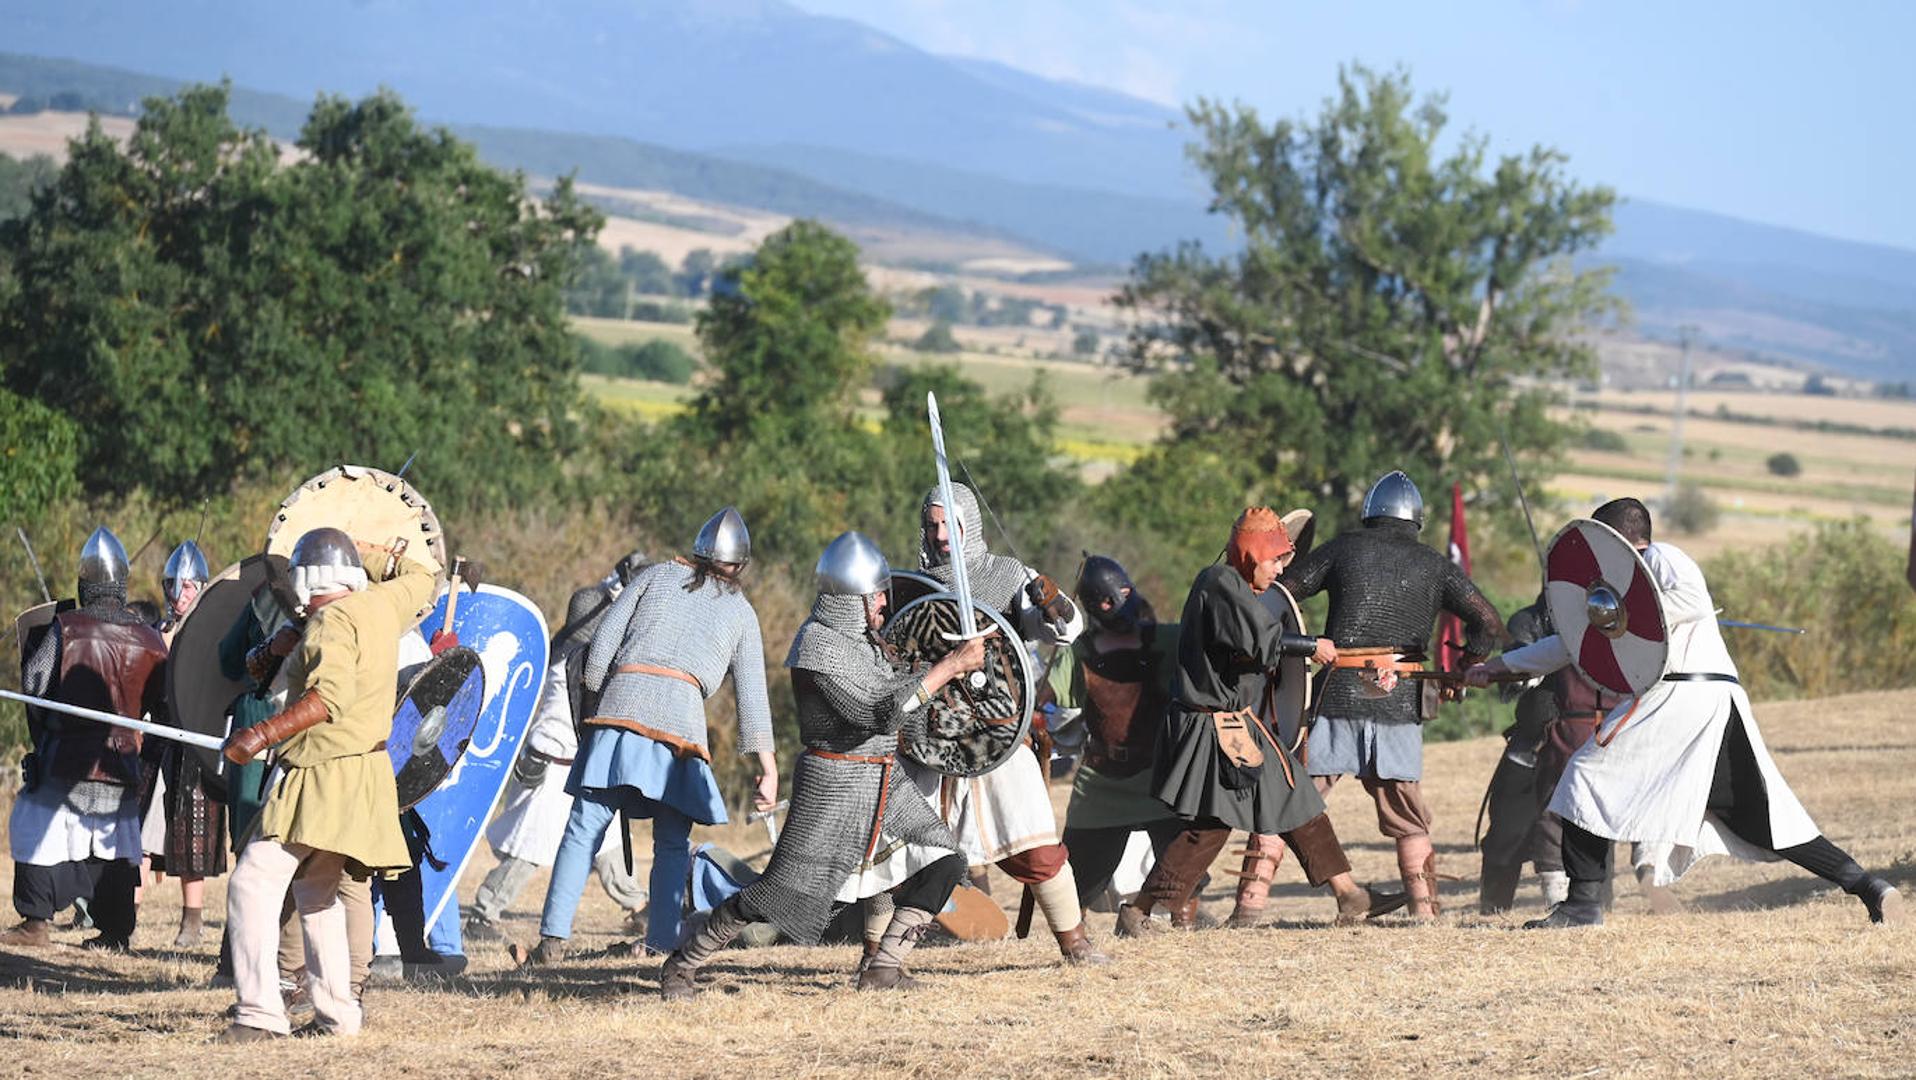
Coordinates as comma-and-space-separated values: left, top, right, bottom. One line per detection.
1136, 825, 1230, 913
674, 896, 751, 972
1030, 867, 1083, 935
870, 905, 934, 971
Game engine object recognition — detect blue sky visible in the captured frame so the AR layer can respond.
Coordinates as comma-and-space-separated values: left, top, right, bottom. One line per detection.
797, 0, 1916, 252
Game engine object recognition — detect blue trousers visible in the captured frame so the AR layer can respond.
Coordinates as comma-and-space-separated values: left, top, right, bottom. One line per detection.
539, 788, 692, 953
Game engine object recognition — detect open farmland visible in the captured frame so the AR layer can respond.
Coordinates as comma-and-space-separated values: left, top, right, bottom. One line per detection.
2, 687, 1910, 1077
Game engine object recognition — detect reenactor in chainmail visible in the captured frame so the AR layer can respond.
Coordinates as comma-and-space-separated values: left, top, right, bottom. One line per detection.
519, 508, 777, 964
661, 531, 983, 998
903, 482, 1111, 965
3, 528, 166, 952
1281, 472, 1506, 919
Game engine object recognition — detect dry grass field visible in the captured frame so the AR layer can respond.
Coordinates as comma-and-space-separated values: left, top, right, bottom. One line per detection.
3, 688, 1911, 1077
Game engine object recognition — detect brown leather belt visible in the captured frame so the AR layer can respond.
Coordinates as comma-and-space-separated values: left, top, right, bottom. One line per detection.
527, 746, 575, 767
807, 748, 895, 860
1330, 648, 1422, 675
616, 662, 703, 691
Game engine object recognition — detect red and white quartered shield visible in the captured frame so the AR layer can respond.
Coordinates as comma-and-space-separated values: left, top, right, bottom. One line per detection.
1543, 518, 1669, 697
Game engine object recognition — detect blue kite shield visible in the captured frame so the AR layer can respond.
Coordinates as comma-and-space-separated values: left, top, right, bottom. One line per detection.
390, 647, 485, 809
408, 584, 550, 931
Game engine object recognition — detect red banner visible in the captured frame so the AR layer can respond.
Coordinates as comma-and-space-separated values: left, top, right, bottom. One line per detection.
1439, 482, 1470, 672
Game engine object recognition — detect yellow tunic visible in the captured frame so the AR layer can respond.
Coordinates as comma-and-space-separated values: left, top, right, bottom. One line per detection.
253, 558, 438, 873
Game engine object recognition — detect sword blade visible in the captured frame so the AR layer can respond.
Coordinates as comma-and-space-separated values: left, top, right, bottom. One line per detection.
0, 688, 227, 751
16, 527, 51, 604
928, 392, 979, 639
1717, 618, 1808, 635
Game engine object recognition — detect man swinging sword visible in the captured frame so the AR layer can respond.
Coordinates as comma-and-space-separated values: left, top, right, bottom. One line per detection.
903, 394, 1109, 964
1466, 498, 1902, 928
660, 532, 986, 997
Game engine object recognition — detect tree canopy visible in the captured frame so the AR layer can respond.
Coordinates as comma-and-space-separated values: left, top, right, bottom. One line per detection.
0, 83, 602, 512
1105, 66, 1618, 567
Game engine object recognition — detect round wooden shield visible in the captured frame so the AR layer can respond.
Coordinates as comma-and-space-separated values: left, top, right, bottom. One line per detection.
1281, 508, 1317, 560
389, 646, 486, 809
1544, 519, 1669, 697
881, 591, 1033, 777
266, 464, 448, 579
1255, 582, 1312, 753
164, 555, 293, 797
889, 569, 944, 611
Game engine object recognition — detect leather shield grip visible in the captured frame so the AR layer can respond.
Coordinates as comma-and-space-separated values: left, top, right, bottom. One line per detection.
224, 687, 330, 765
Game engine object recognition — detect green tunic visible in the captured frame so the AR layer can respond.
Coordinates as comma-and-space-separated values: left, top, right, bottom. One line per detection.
1052, 623, 1184, 831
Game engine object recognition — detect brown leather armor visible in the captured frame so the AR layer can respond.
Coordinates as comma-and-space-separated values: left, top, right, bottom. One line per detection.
44, 611, 168, 785
1081, 636, 1169, 778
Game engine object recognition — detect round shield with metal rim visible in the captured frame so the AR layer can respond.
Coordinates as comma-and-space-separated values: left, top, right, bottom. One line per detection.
389, 646, 486, 809
1280, 508, 1317, 560
266, 464, 448, 579
1543, 518, 1669, 697
881, 591, 1033, 777
164, 554, 293, 797
888, 568, 944, 612
1255, 581, 1313, 754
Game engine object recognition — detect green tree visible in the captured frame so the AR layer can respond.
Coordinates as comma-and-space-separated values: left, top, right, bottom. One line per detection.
677, 248, 717, 296
0, 152, 57, 222
0, 386, 81, 522
1071, 328, 1100, 357
1766, 452, 1801, 478
0, 84, 601, 512
1108, 66, 1618, 566
914, 320, 961, 353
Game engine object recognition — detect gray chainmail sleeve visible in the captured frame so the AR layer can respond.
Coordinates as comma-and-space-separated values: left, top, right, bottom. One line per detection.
728, 615, 775, 756
805, 663, 926, 744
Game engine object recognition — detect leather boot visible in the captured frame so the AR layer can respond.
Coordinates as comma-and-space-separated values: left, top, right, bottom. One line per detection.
1479, 860, 1522, 915
1334, 885, 1409, 927
1170, 895, 1208, 930
0, 918, 53, 948
859, 906, 933, 991
1857, 879, 1903, 926
1113, 903, 1162, 939
658, 897, 752, 1001
508, 935, 567, 967
1055, 925, 1110, 965
1523, 877, 1605, 930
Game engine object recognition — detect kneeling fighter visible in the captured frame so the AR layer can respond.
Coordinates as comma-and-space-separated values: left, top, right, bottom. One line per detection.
662, 531, 985, 997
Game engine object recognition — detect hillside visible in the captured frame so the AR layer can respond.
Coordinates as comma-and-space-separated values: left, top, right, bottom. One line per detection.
3, 686, 1910, 1075
4, 18, 1916, 375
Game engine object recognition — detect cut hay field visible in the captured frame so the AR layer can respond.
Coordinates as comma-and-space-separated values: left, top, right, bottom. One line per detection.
2, 687, 1911, 1077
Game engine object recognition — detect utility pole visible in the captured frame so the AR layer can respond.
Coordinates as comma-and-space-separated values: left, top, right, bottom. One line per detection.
1663, 325, 1697, 510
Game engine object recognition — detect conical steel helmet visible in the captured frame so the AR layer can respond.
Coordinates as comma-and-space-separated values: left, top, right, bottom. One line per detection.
78, 526, 130, 589
1361, 471, 1424, 529
162, 540, 211, 603
815, 531, 890, 597
693, 506, 751, 564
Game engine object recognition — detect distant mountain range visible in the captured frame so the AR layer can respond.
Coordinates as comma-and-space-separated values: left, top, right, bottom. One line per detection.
0, 0, 1912, 379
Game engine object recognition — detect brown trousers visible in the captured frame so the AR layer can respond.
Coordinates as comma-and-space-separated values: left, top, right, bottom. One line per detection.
1138, 813, 1352, 909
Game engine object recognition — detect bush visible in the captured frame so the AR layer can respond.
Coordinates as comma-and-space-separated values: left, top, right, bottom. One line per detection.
1666, 482, 1720, 534
1766, 452, 1801, 477
915, 320, 961, 353
1578, 427, 1629, 453
576, 336, 697, 383
627, 340, 696, 384
0, 387, 81, 522
1072, 328, 1099, 357
1707, 520, 1916, 699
